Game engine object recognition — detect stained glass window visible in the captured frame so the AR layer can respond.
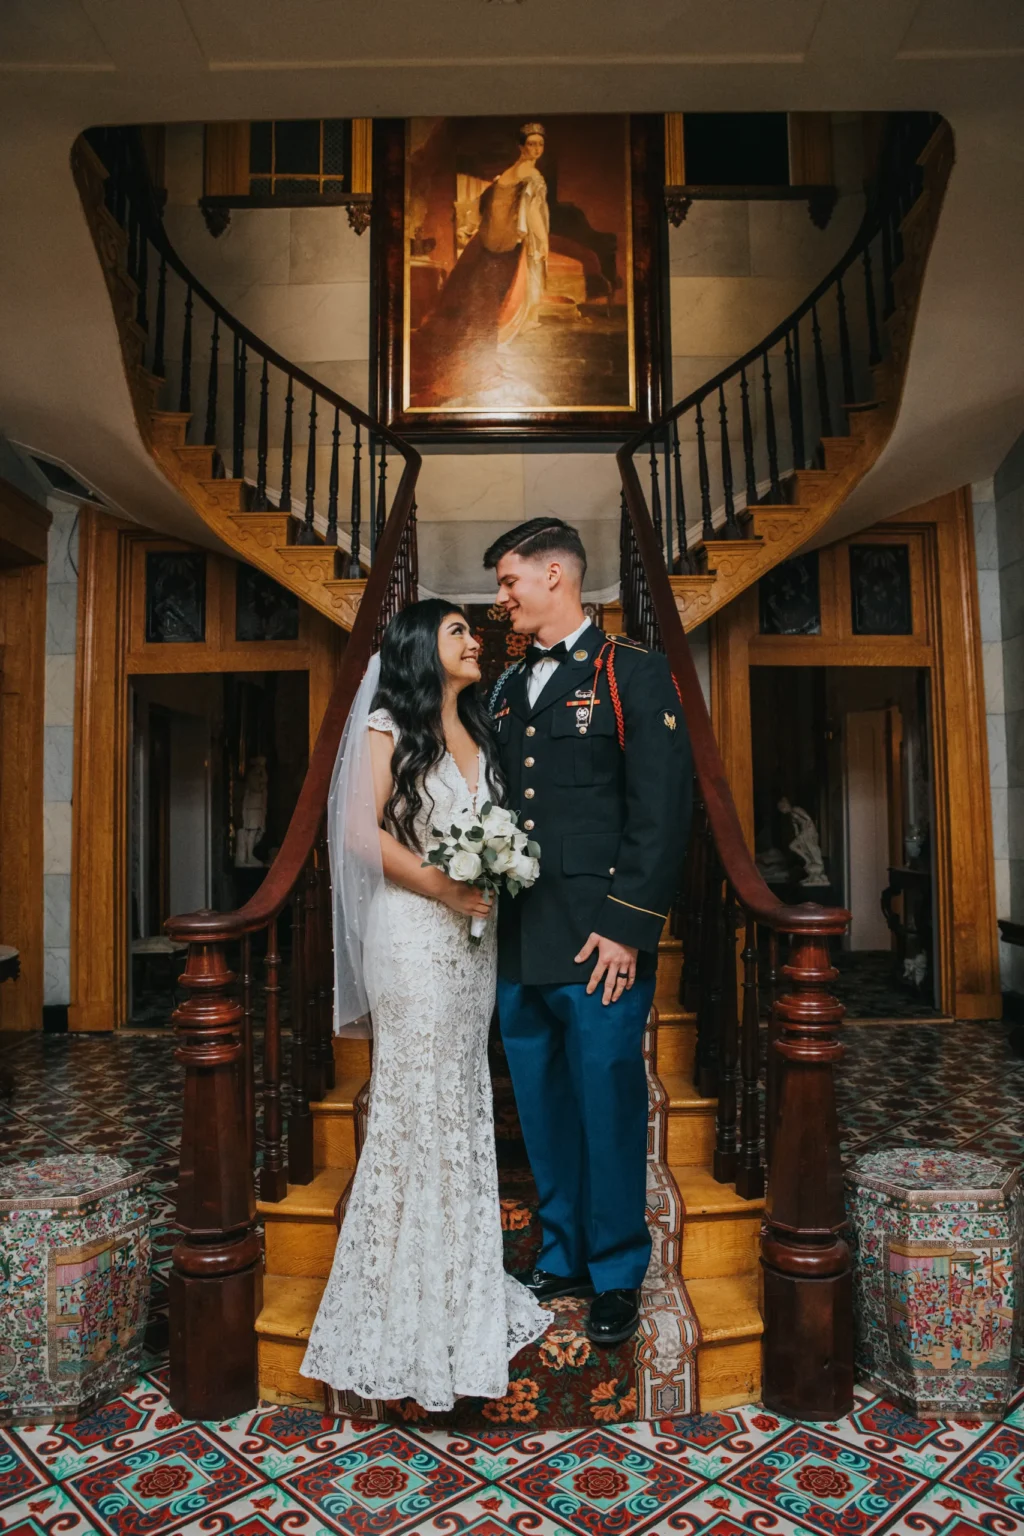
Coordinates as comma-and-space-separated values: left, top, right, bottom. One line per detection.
236, 565, 299, 642
850, 544, 913, 635
759, 553, 821, 636
145, 553, 206, 644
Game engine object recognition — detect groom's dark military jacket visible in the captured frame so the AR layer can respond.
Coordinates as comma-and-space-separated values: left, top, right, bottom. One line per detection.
491, 625, 692, 986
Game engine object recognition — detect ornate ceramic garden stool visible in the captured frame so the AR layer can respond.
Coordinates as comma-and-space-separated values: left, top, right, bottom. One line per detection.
846, 1149, 1023, 1419
0, 1154, 150, 1424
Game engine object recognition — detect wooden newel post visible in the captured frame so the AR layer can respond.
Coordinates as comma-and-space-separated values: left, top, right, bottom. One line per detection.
761, 915, 853, 1421
169, 932, 261, 1420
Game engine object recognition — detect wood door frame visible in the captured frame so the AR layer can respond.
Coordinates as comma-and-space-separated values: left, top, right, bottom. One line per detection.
70, 510, 343, 1032
709, 487, 999, 1020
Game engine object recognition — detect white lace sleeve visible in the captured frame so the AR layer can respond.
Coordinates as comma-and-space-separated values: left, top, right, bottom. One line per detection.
367, 708, 398, 741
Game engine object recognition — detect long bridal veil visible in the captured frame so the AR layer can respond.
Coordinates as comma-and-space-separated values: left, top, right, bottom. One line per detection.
327, 652, 391, 1038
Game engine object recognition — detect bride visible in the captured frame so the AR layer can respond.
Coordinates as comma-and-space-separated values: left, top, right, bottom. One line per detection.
301, 599, 550, 1411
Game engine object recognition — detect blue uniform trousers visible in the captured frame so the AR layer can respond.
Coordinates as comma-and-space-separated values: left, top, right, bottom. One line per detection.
497, 975, 655, 1293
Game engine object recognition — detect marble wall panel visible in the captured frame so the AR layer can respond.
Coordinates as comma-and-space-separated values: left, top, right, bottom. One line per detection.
43, 802, 72, 877
47, 506, 79, 584
521, 450, 621, 526
46, 581, 77, 654
43, 948, 70, 1008
747, 195, 863, 281
415, 452, 525, 525
669, 202, 750, 278
669, 275, 812, 359
43, 726, 74, 804
163, 205, 293, 290
44, 654, 75, 727
289, 209, 371, 286
44, 875, 71, 950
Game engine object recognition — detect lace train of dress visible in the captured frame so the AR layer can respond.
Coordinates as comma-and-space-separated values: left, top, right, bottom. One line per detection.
301, 709, 550, 1411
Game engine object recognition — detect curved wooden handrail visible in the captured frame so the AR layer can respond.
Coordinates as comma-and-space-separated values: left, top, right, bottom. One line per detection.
623, 112, 938, 455
83, 131, 425, 943
111, 130, 412, 458
617, 449, 849, 936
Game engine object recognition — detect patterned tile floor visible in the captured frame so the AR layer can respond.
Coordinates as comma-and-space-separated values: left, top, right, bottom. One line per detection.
0, 1021, 1022, 1536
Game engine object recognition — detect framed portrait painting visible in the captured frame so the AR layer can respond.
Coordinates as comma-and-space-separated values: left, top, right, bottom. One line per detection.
372, 114, 668, 440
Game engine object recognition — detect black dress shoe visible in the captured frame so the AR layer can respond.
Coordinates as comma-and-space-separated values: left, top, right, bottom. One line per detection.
586, 1288, 641, 1346
514, 1267, 595, 1302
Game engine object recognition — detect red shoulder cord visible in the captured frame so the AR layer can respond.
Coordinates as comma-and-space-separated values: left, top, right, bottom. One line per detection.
598, 642, 683, 752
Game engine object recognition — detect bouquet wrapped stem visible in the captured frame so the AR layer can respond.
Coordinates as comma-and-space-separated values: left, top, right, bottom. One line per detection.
423, 802, 541, 945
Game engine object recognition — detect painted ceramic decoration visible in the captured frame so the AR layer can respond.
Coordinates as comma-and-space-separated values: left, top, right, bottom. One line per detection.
0, 1154, 150, 1425
846, 1148, 1023, 1418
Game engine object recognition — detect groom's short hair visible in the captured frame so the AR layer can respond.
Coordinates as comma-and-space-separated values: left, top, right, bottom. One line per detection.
483, 518, 588, 582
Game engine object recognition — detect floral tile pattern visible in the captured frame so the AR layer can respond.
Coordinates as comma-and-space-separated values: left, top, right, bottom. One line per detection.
0, 1023, 1022, 1535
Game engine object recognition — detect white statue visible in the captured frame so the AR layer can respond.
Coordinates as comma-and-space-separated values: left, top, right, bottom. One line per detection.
777, 796, 829, 887
235, 756, 268, 868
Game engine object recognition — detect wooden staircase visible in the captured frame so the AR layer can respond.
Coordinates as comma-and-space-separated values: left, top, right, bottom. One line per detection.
72, 136, 373, 634
254, 937, 765, 1414
656, 120, 954, 633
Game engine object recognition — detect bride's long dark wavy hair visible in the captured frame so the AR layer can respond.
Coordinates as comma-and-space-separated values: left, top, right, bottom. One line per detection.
373, 599, 505, 850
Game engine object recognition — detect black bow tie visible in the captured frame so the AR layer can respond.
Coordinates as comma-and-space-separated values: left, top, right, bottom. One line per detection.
525, 641, 570, 668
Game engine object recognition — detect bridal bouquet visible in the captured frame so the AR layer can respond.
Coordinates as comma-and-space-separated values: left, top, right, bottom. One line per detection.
425, 802, 541, 943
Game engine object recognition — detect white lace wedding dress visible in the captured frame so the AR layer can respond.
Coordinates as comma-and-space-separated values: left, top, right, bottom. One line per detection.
301, 708, 550, 1411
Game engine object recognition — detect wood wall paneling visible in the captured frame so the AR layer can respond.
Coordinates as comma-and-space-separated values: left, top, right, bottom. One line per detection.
0, 563, 47, 1029
204, 123, 250, 197
711, 489, 1000, 1019
71, 520, 342, 1031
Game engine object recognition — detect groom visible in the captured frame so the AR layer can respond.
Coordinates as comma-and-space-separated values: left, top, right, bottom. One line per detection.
484, 517, 692, 1346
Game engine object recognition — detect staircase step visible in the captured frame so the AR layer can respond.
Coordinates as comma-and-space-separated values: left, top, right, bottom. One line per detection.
175, 443, 217, 478
654, 939, 682, 1014
256, 1274, 325, 1407
689, 1273, 763, 1411
274, 545, 339, 583
787, 469, 836, 507
661, 1072, 717, 1165
672, 1164, 763, 1281
198, 477, 247, 512
259, 1165, 351, 1278
228, 510, 294, 547
310, 1073, 368, 1168
654, 1014, 696, 1077
322, 577, 367, 630
820, 434, 866, 473
149, 410, 192, 449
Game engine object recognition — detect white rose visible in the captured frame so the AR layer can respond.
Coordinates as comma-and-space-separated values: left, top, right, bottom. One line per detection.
449, 848, 483, 883
482, 806, 516, 839
491, 843, 518, 874
512, 851, 539, 885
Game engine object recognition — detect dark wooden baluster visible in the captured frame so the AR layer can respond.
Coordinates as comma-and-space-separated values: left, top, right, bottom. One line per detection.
325, 406, 340, 545
761, 921, 853, 1420
303, 857, 324, 1104
811, 303, 832, 446
240, 933, 255, 1168
713, 891, 739, 1181
764, 931, 780, 1170
694, 841, 722, 1100
681, 795, 706, 1015
153, 254, 167, 379
661, 432, 674, 570
735, 916, 764, 1200
317, 830, 336, 1092
297, 392, 318, 544
862, 240, 882, 367
880, 208, 895, 318
671, 419, 691, 573
204, 315, 220, 449
739, 366, 758, 511
232, 336, 247, 481
718, 385, 741, 539
279, 375, 294, 511
169, 938, 260, 1419
253, 358, 269, 509
260, 917, 287, 1203
836, 276, 855, 414
762, 352, 783, 503
348, 422, 362, 576
375, 436, 388, 551
135, 233, 149, 331
179, 284, 193, 415
127, 197, 139, 284
695, 400, 714, 542
648, 438, 664, 561
288, 880, 314, 1185
785, 326, 805, 472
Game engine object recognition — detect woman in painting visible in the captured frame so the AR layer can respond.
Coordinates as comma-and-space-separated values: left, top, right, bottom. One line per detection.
410, 122, 550, 407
